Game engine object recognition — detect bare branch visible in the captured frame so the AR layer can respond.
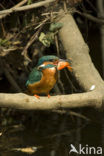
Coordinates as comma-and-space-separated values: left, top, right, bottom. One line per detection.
0, 0, 55, 18
0, 91, 102, 110
3, 64, 21, 92
58, 11, 104, 92
77, 11, 104, 24
0, 0, 28, 19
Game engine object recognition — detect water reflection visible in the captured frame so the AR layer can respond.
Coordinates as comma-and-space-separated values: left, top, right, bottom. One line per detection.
0, 108, 102, 156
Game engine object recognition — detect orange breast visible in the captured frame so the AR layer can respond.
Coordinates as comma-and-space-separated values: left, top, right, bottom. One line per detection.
28, 68, 57, 95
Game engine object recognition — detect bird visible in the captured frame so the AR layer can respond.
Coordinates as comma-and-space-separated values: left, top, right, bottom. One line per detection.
26, 55, 72, 98
26, 64, 58, 99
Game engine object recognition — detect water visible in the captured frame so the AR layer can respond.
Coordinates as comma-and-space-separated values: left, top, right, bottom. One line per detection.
0, 108, 102, 156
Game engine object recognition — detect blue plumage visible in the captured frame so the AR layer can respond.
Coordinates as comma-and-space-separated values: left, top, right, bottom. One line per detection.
26, 64, 56, 87
26, 68, 42, 86
37, 55, 59, 66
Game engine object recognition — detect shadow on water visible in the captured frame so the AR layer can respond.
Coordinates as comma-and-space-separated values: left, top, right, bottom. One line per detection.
0, 108, 103, 156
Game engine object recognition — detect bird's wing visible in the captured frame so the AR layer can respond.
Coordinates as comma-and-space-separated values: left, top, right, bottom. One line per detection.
26, 68, 43, 86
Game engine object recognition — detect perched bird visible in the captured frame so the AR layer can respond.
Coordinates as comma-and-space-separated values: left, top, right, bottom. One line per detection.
26, 64, 58, 98
26, 55, 72, 98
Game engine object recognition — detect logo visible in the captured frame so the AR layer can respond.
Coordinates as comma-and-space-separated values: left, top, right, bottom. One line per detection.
69, 144, 102, 155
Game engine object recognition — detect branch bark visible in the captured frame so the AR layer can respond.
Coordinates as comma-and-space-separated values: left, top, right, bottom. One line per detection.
0, 12, 104, 110
77, 11, 104, 24
0, 91, 102, 110
58, 12, 104, 92
0, 0, 28, 19
0, 0, 55, 18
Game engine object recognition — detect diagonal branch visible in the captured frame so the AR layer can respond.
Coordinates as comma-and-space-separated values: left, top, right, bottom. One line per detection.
0, 0, 55, 17
58, 11, 104, 92
0, 0, 28, 19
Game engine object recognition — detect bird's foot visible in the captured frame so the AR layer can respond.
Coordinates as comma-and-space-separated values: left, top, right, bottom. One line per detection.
34, 94, 40, 99
47, 94, 50, 98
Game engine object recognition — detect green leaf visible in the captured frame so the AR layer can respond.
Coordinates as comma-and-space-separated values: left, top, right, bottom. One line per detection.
27, 0, 32, 5
49, 22, 63, 32
0, 38, 10, 46
39, 32, 54, 47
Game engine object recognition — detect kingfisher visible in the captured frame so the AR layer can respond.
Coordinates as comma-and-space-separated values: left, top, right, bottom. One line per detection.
26, 64, 58, 98
26, 55, 72, 98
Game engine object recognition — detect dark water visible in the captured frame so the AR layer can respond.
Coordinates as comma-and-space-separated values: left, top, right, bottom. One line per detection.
0, 108, 103, 156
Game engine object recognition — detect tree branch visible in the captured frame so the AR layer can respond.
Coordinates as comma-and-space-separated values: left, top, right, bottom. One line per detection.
77, 11, 104, 25
0, 0, 28, 19
0, 91, 102, 110
0, 0, 55, 17
58, 11, 104, 92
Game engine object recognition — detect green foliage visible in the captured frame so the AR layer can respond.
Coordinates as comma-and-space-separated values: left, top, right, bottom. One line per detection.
39, 32, 54, 47
49, 22, 63, 32
39, 22, 63, 47
27, 0, 32, 5
0, 38, 10, 46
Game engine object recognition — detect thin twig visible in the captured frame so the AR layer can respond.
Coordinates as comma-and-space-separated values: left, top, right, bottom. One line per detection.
45, 123, 87, 138
86, 0, 97, 13
64, 70, 77, 92
0, 0, 28, 19
51, 110, 90, 121
76, 11, 104, 24
13, 0, 28, 8
34, 17, 49, 30
0, 3, 5, 9
55, 33, 60, 56
0, 21, 6, 37
63, 0, 67, 13
2, 62, 21, 92
21, 17, 49, 61
42, 12, 59, 16
0, 0, 55, 17
22, 26, 43, 61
